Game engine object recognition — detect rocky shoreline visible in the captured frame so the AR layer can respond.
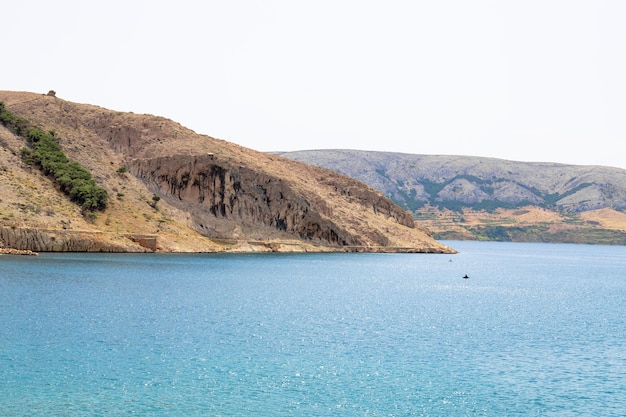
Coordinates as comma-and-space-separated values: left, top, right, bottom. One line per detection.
0, 247, 38, 255
0, 226, 456, 254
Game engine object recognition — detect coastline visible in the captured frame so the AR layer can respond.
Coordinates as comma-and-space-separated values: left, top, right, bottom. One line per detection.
0, 247, 38, 256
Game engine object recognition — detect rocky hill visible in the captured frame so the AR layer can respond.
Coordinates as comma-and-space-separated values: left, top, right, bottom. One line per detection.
0, 91, 453, 254
279, 150, 626, 244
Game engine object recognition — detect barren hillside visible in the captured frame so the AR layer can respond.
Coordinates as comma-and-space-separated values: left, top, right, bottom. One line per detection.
0, 91, 453, 253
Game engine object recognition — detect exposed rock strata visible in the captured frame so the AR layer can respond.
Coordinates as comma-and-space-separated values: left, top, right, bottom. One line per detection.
130, 155, 358, 245
0, 227, 151, 252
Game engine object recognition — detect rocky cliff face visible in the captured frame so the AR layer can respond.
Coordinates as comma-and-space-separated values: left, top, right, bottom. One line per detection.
0, 227, 150, 252
129, 154, 357, 245
0, 91, 453, 253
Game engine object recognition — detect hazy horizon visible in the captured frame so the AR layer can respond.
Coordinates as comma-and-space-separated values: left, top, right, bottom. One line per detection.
4, 1, 625, 169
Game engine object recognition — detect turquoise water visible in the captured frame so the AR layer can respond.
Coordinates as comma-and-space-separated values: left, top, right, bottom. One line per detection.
1, 241, 625, 416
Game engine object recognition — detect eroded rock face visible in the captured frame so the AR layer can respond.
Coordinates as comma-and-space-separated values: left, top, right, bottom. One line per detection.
315, 175, 415, 228
129, 155, 358, 246
0, 227, 149, 252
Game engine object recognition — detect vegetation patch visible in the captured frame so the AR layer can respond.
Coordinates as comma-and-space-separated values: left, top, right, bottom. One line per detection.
0, 102, 107, 211
457, 224, 626, 245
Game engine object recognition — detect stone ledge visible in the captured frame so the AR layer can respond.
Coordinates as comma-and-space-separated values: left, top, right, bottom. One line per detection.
0, 247, 38, 255
126, 234, 158, 251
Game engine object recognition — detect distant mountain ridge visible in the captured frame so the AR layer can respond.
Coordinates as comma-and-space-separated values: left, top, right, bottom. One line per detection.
279, 150, 626, 244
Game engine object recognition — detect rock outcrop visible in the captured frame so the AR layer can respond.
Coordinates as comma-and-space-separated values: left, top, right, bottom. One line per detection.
127, 154, 422, 248
0, 247, 37, 255
129, 155, 356, 245
0, 227, 151, 252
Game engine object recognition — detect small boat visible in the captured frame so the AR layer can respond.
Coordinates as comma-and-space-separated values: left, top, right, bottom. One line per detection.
462, 274, 469, 279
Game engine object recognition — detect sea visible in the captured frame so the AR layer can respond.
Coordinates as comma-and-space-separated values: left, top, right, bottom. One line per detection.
1, 241, 625, 416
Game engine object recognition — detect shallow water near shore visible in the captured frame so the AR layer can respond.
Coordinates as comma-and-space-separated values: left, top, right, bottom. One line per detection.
1, 241, 625, 416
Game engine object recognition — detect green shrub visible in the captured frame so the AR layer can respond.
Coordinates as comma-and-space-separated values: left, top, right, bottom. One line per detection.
150, 194, 161, 208
0, 102, 108, 210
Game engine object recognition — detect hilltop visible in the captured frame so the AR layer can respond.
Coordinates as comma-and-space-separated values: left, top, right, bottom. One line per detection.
279, 150, 626, 244
0, 91, 453, 254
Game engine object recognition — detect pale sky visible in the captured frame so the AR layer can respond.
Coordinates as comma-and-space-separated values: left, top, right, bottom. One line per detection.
3, 1, 625, 168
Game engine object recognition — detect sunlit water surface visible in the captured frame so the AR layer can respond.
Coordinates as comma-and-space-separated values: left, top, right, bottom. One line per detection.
1, 241, 625, 416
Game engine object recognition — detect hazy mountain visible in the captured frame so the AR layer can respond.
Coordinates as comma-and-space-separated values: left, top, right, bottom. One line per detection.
279, 150, 626, 244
